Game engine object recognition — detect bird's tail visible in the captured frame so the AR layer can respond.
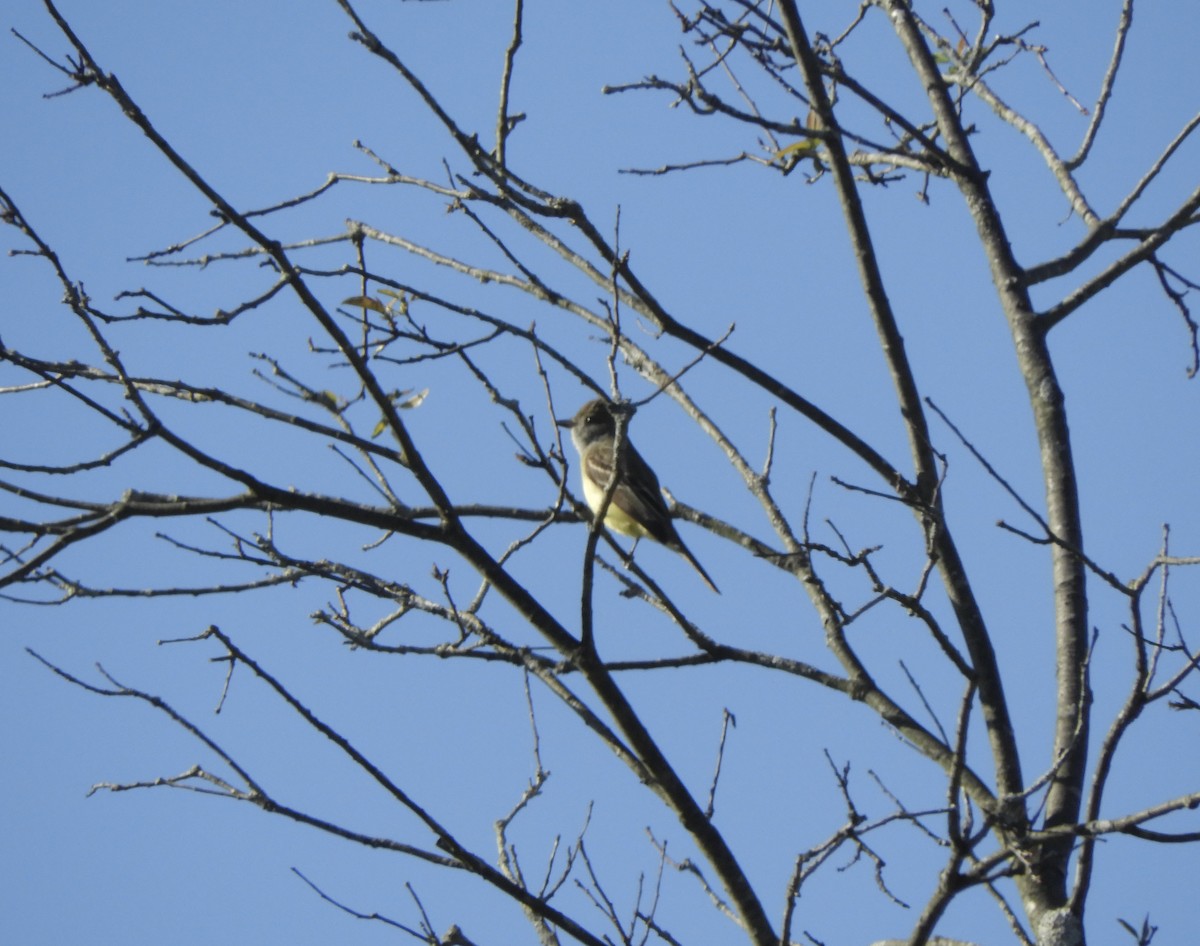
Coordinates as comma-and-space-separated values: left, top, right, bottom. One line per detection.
672, 539, 720, 594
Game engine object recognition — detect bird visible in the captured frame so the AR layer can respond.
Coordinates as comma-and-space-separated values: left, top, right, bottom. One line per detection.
557, 398, 720, 593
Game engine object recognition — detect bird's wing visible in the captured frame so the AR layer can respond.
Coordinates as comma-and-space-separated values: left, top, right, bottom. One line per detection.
612, 443, 680, 546
585, 438, 719, 592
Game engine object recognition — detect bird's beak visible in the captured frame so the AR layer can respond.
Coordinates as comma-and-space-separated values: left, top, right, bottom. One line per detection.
556, 417, 573, 429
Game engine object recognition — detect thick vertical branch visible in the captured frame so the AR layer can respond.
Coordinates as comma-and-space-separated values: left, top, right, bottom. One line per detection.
774, 0, 1025, 808
879, 0, 1090, 926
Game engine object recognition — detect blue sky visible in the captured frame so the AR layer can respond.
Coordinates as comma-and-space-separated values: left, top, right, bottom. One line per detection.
3, 2, 1198, 943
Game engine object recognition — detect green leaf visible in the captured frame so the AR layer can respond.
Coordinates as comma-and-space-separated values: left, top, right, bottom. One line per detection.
395, 387, 429, 410
372, 388, 429, 438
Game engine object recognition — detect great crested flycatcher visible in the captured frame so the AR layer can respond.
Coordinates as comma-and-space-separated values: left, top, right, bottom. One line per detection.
558, 398, 720, 594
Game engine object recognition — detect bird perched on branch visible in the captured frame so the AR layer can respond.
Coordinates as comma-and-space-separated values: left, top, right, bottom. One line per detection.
558, 398, 720, 594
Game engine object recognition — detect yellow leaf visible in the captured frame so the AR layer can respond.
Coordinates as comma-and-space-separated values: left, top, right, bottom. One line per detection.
342, 295, 389, 315
772, 139, 819, 165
